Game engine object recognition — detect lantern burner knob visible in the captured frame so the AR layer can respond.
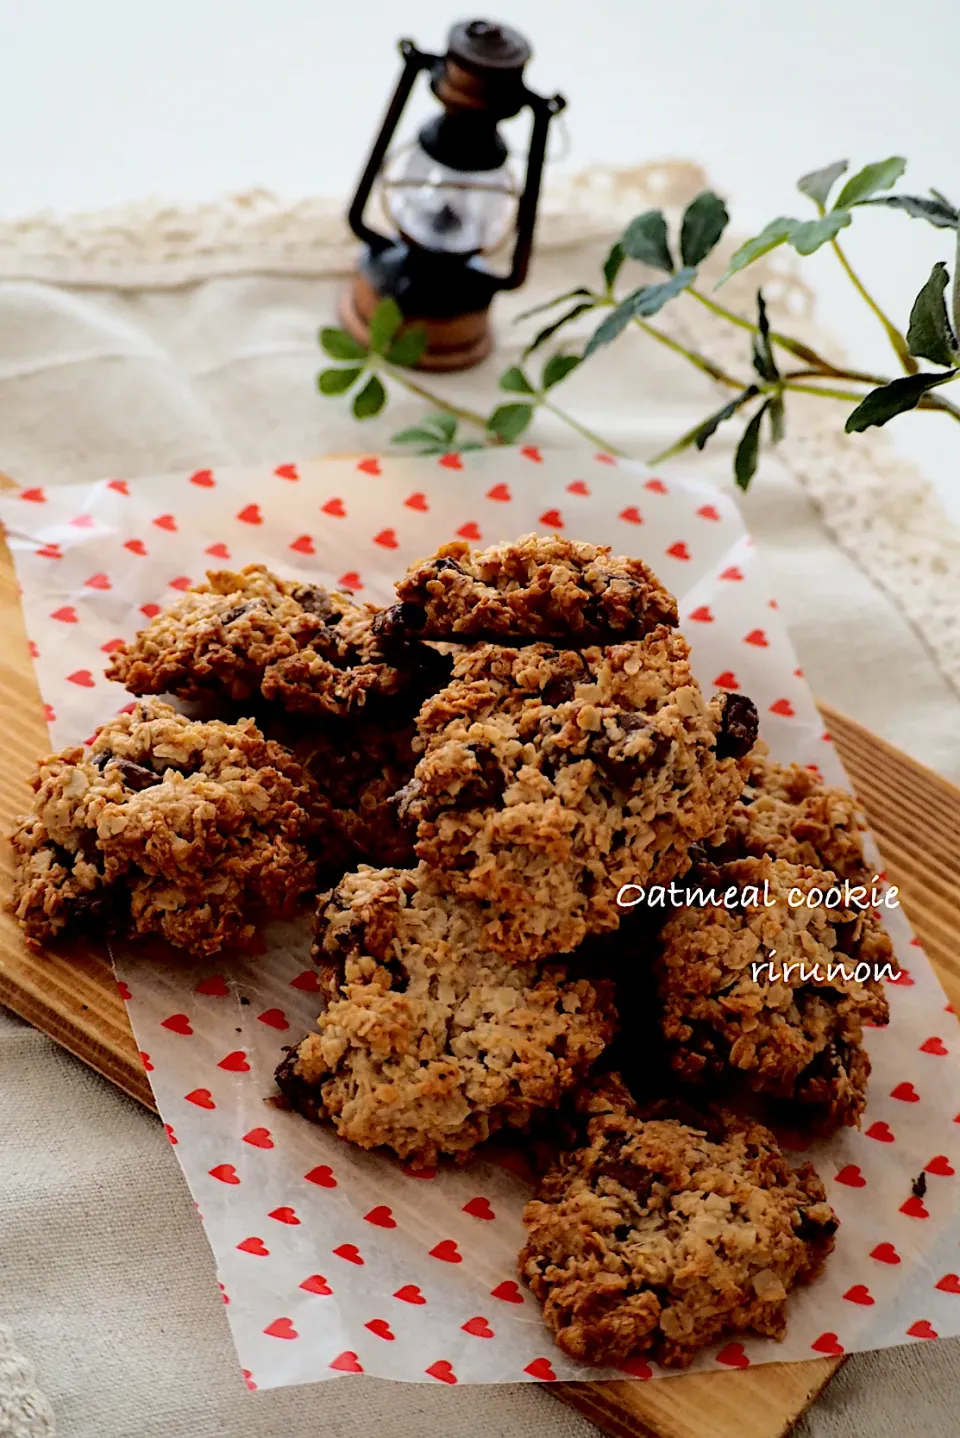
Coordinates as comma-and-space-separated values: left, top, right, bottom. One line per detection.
451, 19, 531, 70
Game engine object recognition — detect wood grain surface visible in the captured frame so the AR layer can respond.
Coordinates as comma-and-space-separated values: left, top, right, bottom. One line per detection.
2, 518, 959, 1438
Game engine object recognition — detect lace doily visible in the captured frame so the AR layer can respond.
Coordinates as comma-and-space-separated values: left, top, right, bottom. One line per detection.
0, 1329, 55, 1438
0, 162, 956, 696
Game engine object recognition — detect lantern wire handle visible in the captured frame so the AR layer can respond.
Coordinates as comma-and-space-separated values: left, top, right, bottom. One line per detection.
346, 41, 437, 254
546, 108, 571, 166
499, 91, 566, 291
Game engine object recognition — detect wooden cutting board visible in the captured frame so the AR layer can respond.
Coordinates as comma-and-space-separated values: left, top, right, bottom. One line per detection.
2, 522, 959, 1438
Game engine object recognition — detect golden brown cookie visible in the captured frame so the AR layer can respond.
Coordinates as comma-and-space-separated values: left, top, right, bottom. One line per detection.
655, 855, 892, 1129
275, 864, 616, 1167
11, 700, 319, 956
374, 534, 678, 643
398, 632, 758, 959
520, 1096, 837, 1367
106, 564, 411, 717
707, 747, 867, 880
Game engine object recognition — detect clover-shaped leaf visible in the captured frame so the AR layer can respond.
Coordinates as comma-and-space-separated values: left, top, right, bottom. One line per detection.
319, 327, 367, 361
352, 375, 386, 419
906, 262, 958, 367
487, 404, 534, 443
680, 192, 729, 267
368, 297, 403, 354
620, 211, 674, 272
318, 367, 363, 395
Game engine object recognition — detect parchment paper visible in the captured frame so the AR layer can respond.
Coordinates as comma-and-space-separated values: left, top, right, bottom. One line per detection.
2, 448, 958, 1391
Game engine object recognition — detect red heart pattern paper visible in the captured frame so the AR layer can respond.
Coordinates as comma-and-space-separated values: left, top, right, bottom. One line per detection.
1, 448, 959, 1393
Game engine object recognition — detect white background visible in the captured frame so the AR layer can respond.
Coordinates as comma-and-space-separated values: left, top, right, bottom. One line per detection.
1, 0, 958, 511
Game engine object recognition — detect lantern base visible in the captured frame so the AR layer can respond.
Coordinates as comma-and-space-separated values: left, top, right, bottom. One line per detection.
339, 272, 492, 373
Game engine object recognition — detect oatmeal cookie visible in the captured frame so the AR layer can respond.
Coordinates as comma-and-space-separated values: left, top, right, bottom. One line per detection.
519, 1096, 837, 1367
708, 747, 868, 880
373, 534, 678, 643
397, 632, 758, 959
655, 855, 892, 1130
106, 564, 413, 717
274, 864, 616, 1167
11, 700, 318, 955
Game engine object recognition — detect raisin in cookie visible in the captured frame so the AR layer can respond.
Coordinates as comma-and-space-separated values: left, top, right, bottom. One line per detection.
655, 855, 892, 1130
397, 632, 758, 960
519, 1096, 837, 1367
11, 700, 319, 956
274, 864, 616, 1168
708, 747, 868, 880
374, 534, 678, 643
106, 564, 411, 717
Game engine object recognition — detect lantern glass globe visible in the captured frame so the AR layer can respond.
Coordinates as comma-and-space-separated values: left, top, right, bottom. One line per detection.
381, 143, 518, 256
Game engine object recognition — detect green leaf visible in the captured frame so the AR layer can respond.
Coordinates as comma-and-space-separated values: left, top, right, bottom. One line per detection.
834, 156, 907, 210
734, 402, 769, 491
392, 425, 455, 448
620, 211, 674, 272
797, 160, 848, 209
542, 353, 581, 389
352, 374, 386, 419
318, 366, 363, 395
516, 288, 593, 322
679, 192, 729, 267
368, 297, 403, 354
751, 291, 779, 383
523, 301, 596, 357
319, 327, 367, 361
499, 366, 536, 394
906, 262, 958, 366
768, 393, 786, 444
845, 369, 958, 432
487, 403, 534, 443
789, 209, 852, 255
716, 218, 797, 286
860, 194, 959, 229
655, 386, 759, 460
419, 412, 458, 442
385, 325, 428, 368
583, 269, 697, 357
618, 268, 697, 318
603, 242, 625, 292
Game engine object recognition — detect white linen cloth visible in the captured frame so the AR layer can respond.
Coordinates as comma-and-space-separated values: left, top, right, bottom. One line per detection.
1, 165, 959, 1437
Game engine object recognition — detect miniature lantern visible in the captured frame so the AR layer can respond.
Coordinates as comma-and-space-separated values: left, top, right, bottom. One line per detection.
340, 20, 565, 370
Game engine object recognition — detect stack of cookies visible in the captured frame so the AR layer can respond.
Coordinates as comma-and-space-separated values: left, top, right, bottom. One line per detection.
10, 533, 895, 1369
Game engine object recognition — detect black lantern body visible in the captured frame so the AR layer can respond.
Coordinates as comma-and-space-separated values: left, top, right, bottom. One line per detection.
340, 20, 565, 371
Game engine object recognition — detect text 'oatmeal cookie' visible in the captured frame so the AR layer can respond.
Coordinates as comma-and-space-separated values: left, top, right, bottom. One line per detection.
373, 534, 679, 643
106, 564, 415, 718
11, 700, 319, 957
274, 864, 616, 1168
398, 630, 758, 959
655, 855, 892, 1130
519, 1095, 837, 1368
707, 747, 868, 880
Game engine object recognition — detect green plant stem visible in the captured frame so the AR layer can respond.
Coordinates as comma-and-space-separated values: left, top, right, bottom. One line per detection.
686, 287, 830, 370
631, 316, 745, 389
783, 368, 960, 421
540, 396, 627, 456
781, 380, 868, 402
381, 364, 491, 433
829, 238, 918, 375
784, 366, 883, 386
917, 390, 960, 422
